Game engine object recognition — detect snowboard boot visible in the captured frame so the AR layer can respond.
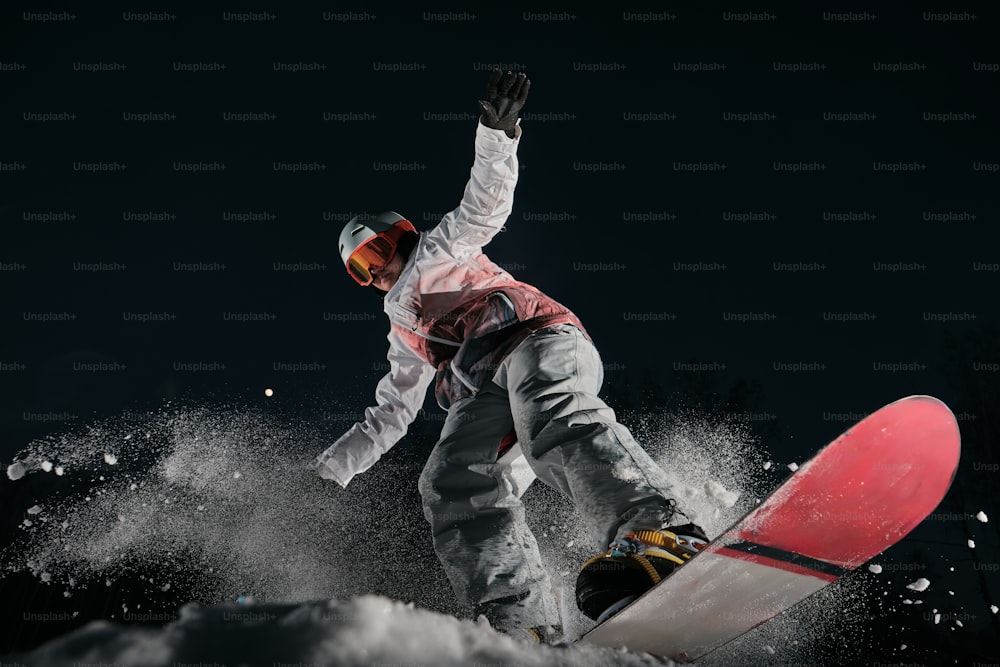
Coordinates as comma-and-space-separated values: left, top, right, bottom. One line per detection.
575, 523, 709, 623
497, 625, 562, 644
501, 626, 543, 643
500, 624, 562, 644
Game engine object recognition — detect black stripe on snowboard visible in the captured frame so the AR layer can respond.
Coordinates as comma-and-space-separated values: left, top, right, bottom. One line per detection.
725, 541, 850, 578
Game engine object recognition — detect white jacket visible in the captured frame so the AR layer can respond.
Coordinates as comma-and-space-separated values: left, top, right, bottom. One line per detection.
312, 120, 583, 488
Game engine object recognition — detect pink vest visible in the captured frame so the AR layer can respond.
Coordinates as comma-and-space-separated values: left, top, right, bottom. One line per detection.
386, 248, 587, 409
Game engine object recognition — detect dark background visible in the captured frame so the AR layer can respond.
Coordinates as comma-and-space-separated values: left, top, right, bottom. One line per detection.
1, 3, 998, 664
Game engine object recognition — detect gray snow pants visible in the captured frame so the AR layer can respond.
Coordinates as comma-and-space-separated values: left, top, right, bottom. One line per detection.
417, 324, 678, 629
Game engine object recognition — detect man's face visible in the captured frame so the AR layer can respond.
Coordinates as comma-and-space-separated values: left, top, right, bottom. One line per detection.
369, 250, 405, 291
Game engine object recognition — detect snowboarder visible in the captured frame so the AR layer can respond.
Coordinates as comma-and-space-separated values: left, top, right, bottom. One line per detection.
311, 70, 708, 643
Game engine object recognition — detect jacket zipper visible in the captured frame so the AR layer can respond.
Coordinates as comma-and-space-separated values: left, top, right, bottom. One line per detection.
490, 290, 516, 314
449, 360, 478, 391
391, 311, 461, 347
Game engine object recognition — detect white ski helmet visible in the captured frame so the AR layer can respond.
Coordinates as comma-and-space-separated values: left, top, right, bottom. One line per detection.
338, 211, 418, 285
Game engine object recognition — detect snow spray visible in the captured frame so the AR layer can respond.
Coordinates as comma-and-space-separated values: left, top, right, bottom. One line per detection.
2, 398, 882, 661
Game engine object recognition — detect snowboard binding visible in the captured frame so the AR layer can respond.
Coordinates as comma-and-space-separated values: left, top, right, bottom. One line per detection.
576, 523, 709, 623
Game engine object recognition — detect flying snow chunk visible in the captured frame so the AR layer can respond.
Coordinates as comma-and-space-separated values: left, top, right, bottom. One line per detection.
7, 462, 26, 480
990, 605, 998, 614
868, 564, 883, 574
264, 388, 274, 397
41, 461, 53, 472
787, 462, 799, 471
55, 466, 64, 476
976, 511, 988, 523
705, 480, 740, 508
233, 471, 242, 479
763, 461, 772, 470
906, 578, 930, 592
968, 539, 976, 549
27, 505, 43, 515
103, 453, 118, 465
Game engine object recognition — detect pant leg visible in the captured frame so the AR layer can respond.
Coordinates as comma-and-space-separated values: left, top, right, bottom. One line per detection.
492, 324, 679, 549
417, 380, 559, 629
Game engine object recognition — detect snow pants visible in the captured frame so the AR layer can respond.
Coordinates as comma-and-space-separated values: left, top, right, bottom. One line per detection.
417, 324, 678, 629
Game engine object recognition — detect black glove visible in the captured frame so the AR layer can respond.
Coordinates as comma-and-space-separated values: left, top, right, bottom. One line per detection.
478, 69, 530, 138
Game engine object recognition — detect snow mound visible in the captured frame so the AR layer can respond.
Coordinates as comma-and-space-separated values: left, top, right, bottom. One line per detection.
13, 595, 672, 667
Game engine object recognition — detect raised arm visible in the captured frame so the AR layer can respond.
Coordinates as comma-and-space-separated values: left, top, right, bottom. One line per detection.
425, 70, 531, 258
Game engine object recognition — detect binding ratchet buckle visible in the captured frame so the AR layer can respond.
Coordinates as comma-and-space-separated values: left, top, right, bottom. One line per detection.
631, 529, 709, 559
670, 531, 709, 556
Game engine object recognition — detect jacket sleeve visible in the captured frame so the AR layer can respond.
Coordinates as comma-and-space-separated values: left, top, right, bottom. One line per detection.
424, 120, 522, 259
311, 327, 435, 488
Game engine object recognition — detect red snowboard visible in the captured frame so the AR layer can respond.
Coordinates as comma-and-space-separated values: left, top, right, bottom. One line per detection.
580, 395, 962, 661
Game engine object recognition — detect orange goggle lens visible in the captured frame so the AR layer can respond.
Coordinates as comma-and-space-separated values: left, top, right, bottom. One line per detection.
345, 220, 416, 286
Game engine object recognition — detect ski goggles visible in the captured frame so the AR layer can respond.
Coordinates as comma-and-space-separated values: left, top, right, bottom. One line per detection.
345, 219, 417, 286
